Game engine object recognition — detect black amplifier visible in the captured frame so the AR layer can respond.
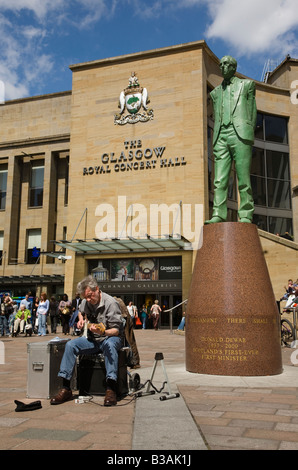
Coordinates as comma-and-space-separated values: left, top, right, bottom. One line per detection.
77, 348, 128, 399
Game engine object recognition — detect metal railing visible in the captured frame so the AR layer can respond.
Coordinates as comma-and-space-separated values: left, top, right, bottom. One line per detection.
163, 299, 188, 334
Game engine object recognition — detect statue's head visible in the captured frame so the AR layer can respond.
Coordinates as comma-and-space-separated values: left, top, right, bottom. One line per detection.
219, 56, 237, 81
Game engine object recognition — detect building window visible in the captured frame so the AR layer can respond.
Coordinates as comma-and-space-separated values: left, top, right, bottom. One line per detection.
255, 113, 288, 144
0, 164, 8, 211
26, 229, 41, 264
252, 112, 292, 235
251, 148, 292, 209
264, 114, 288, 144
29, 161, 44, 207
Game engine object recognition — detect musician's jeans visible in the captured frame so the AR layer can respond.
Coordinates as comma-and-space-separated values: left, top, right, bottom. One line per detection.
58, 335, 123, 382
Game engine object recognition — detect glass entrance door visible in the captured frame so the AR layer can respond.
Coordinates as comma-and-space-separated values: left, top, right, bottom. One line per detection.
160, 296, 170, 328
159, 295, 182, 328
173, 295, 183, 327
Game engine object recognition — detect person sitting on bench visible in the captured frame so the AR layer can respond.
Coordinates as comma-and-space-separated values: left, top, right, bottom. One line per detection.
50, 275, 124, 406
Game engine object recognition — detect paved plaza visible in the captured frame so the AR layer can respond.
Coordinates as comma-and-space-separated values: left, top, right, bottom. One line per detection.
0, 327, 298, 452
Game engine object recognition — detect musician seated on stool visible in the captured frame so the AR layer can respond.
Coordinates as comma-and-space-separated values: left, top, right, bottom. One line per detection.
50, 275, 124, 406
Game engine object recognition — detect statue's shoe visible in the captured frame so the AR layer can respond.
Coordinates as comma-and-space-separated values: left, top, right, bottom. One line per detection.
204, 216, 225, 225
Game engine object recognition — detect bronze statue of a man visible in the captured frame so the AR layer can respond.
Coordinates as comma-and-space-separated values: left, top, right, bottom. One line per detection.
205, 55, 257, 224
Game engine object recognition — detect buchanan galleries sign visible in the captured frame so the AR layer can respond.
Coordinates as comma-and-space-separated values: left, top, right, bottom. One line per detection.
83, 140, 187, 175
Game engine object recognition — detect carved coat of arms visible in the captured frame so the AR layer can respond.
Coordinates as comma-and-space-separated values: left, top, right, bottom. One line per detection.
114, 72, 154, 125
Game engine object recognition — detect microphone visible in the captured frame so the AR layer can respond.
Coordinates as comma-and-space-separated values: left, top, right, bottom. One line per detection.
159, 393, 180, 401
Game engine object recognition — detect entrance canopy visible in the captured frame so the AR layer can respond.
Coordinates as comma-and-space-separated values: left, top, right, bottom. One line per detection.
53, 236, 192, 254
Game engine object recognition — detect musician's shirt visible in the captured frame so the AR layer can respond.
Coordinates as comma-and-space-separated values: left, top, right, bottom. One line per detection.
80, 291, 124, 342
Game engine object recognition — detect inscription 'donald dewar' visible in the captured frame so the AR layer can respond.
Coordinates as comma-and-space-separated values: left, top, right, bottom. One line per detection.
193, 338, 259, 363
190, 315, 278, 363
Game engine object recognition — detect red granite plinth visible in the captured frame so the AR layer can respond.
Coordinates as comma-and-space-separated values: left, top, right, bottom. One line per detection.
185, 223, 282, 376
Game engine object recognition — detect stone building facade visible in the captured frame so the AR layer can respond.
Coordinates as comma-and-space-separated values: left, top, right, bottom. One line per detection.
0, 41, 296, 324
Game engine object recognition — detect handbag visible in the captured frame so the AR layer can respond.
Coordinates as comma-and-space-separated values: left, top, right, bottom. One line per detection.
135, 317, 142, 326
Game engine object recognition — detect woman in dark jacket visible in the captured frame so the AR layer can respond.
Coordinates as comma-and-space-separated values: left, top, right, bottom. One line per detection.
59, 294, 72, 335
49, 296, 59, 334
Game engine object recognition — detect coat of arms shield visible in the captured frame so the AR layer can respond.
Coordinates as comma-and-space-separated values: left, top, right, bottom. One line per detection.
125, 91, 142, 114
114, 72, 154, 125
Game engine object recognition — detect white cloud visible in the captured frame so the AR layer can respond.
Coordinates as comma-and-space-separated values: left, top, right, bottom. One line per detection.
0, 0, 114, 25
67, 0, 116, 29
0, 57, 30, 100
1, 78, 29, 100
205, 0, 298, 57
0, 1, 111, 99
0, 10, 55, 100
24, 54, 54, 83
0, 0, 65, 20
22, 26, 46, 40
125, 0, 203, 19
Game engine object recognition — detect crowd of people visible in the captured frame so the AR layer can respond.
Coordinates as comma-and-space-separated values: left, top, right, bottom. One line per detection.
281, 279, 298, 297
0, 291, 82, 338
276, 232, 294, 241
280, 279, 298, 310
0, 290, 186, 338
126, 299, 162, 331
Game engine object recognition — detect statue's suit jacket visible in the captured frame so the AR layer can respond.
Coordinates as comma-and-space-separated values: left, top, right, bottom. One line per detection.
210, 76, 257, 146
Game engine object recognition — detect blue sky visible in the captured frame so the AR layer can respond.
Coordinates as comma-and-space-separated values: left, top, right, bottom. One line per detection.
0, 0, 297, 100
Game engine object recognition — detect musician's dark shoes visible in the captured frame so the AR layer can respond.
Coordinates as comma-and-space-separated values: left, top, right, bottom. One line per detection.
50, 388, 73, 405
